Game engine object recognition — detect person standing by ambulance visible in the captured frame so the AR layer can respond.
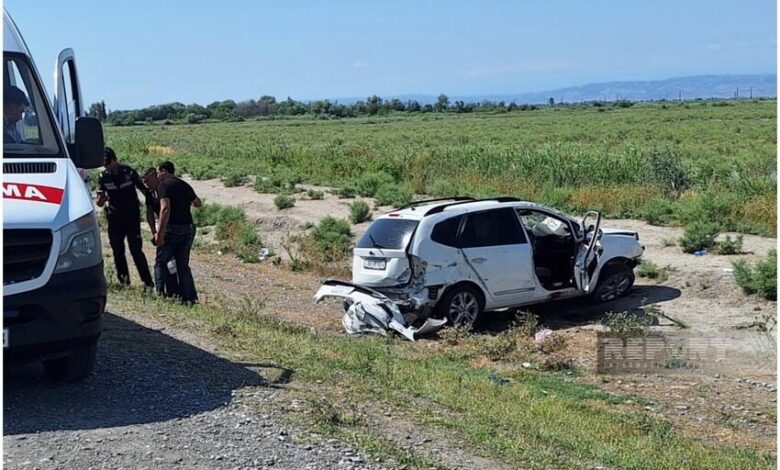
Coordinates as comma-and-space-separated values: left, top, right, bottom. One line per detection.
96, 147, 154, 288
154, 161, 202, 305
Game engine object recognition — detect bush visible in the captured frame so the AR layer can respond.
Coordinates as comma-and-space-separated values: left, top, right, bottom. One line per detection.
374, 183, 414, 207
679, 221, 720, 253
312, 216, 352, 257
274, 194, 296, 210
716, 235, 744, 255
641, 198, 675, 226
221, 172, 248, 187
356, 172, 395, 197
732, 250, 777, 300
349, 199, 372, 224
192, 201, 223, 227
215, 206, 247, 240
307, 189, 324, 200
335, 186, 357, 199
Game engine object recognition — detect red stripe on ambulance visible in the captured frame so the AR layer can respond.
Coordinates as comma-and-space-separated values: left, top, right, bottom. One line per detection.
2, 183, 64, 204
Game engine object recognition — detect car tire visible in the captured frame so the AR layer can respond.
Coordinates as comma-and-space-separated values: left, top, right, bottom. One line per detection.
42, 339, 98, 383
590, 264, 635, 304
437, 285, 484, 328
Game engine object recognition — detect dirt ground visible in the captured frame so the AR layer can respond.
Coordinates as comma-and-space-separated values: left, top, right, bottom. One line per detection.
122, 176, 777, 453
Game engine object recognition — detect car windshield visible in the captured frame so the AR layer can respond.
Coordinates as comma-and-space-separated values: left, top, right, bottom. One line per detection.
357, 219, 419, 250
3, 53, 62, 157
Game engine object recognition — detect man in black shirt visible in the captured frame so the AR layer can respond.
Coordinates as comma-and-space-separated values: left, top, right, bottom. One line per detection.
142, 168, 179, 297
154, 161, 202, 304
97, 147, 154, 287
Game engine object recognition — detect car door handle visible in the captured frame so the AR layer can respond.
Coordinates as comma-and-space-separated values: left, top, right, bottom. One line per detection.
471, 257, 487, 264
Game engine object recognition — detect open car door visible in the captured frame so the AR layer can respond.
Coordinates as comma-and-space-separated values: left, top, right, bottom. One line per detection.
52, 48, 83, 146
574, 211, 602, 293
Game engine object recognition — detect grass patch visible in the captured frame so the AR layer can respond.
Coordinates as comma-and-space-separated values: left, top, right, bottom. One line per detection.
108, 288, 775, 469
637, 260, 674, 283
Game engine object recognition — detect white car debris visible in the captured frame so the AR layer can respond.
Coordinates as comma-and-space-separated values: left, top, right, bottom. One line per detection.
314, 280, 447, 341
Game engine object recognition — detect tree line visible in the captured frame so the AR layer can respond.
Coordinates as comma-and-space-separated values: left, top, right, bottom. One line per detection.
91, 94, 640, 126
92, 94, 549, 126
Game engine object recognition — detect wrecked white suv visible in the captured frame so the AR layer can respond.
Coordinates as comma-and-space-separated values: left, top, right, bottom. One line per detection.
316, 197, 644, 337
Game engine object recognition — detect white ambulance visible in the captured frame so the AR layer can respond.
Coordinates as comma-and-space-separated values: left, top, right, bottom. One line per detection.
3, 9, 107, 381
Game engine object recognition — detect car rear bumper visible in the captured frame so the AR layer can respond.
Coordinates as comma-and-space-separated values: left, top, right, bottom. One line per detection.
4, 262, 106, 364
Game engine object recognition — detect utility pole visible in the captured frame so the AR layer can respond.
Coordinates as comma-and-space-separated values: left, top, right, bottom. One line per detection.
736, 87, 739, 99
750, 87, 753, 99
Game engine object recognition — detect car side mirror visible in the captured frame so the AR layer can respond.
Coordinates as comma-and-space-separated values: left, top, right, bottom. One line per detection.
72, 116, 105, 169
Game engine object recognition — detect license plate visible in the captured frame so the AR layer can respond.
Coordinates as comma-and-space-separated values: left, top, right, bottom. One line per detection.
3, 328, 7, 349
363, 258, 387, 270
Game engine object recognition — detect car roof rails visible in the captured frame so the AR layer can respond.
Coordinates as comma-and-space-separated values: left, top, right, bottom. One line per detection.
398, 196, 475, 211
423, 196, 522, 216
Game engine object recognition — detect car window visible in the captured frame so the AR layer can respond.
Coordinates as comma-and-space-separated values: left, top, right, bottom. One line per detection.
460, 208, 526, 248
431, 214, 463, 247
517, 210, 572, 238
356, 219, 419, 250
3, 54, 61, 157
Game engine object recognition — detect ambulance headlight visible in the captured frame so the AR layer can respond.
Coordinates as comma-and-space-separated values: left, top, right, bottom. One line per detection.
55, 213, 102, 273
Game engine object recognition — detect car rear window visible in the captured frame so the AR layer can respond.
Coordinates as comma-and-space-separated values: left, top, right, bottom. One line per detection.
357, 219, 419, 250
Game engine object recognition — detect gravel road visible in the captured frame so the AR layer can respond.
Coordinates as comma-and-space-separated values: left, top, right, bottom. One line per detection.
3, 312, 390, 470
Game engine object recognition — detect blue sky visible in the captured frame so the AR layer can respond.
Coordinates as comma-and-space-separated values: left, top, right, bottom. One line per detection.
5, 0, 776, 110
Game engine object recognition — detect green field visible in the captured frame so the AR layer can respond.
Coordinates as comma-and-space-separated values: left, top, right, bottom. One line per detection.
106, 100, 777, 235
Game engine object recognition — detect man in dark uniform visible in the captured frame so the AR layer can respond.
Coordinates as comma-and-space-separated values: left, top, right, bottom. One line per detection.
154, 160, 202, 305
97, 147, 154, 288
141, 167, 179, 297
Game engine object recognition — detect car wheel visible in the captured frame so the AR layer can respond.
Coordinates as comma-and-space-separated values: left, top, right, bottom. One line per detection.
591, 264, 635, 304
437, 285, 484, 328
42, 339, 98, 383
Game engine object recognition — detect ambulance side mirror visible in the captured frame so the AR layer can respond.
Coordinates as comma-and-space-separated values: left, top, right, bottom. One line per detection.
72, 117, 105, 169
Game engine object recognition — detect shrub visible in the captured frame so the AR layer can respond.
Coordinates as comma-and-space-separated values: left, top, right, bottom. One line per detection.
273, 194, 296, 210
732, 250, 777, 300
641, 198, 675, 226
192, 202, 224, 227
221, 172, 248, 187
716, 235, 744, 255
307, 189, 324, 200
374, 183, 414, 207
679, 221, 720, 253
312, 216, 352, 255
215, 206, 247, 240
356, 172, 395, 197
336, 186, 357, 199
349, 199, 372, 224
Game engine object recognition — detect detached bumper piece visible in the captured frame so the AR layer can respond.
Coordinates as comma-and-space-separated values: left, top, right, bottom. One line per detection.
314, 279, 446, 341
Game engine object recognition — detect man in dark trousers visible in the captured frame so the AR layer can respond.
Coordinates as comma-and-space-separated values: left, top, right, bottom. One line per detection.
142, 167, 179, 297
97, 147, 154, 288
154, 161, 202, 305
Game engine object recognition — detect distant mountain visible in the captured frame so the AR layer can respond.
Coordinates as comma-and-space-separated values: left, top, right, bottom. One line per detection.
329, 74, 776, 105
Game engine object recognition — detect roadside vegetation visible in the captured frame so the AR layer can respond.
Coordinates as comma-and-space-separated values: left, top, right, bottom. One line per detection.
106, 99, 776, 234
192, 202, 263, 262
733, 250, 777, 301
108, 286, 775, 469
